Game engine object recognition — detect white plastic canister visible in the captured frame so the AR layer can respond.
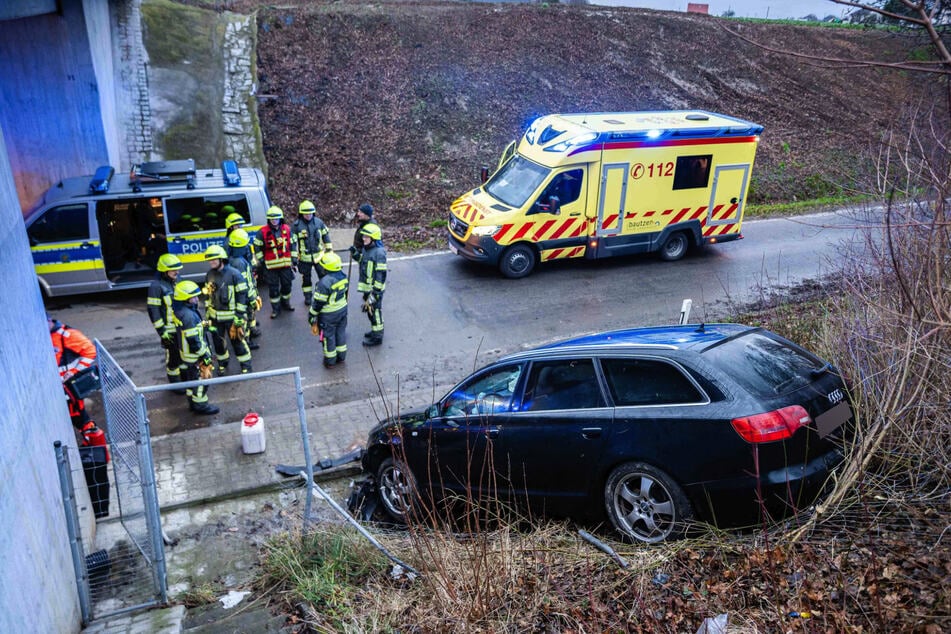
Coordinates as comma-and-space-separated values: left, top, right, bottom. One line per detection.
241, 412, 266, 454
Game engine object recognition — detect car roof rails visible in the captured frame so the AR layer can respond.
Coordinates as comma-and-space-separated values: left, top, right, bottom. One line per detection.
88, 166, 115, 194
129, 159, 196, 192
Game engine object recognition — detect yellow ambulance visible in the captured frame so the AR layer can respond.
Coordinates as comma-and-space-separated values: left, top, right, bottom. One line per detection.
448, 110, 763, 278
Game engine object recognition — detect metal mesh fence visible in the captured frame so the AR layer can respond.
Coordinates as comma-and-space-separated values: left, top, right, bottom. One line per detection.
82, 342, 165, 619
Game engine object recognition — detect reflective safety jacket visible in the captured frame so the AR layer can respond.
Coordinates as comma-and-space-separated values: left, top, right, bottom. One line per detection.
351, 220, 370, 262
172, 300, 211, 364
254, 221, 296, 270
227, 247, 258, 302
309, 270, 348, 317
146, 274, 177, 338
204, 264, 248, 322
292, 215, 332, 263
50, 321, 96, 380
357, 242, 387, 295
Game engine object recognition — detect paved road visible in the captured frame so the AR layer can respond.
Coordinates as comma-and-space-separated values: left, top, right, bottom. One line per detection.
50, 209, 875, 435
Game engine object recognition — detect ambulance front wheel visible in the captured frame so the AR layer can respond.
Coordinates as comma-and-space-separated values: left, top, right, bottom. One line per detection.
659, 231, 689, 262
499, 244, 537, 279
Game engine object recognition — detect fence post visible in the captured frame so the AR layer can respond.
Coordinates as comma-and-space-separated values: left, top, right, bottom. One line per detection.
54, 441, 92, 625
294, 369, 315, 528
135, 393, 168, 604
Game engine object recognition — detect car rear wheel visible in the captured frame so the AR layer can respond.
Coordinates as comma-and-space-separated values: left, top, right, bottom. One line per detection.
376, 457, 415, 522
659, 231, 689, 261
499, 244, 536, 278
605, 462, 693, 543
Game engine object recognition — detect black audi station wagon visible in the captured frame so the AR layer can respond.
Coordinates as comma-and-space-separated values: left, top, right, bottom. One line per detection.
362, 324, 853, 543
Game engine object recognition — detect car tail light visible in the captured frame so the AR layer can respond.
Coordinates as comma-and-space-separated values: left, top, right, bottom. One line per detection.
731, 405, 812, 443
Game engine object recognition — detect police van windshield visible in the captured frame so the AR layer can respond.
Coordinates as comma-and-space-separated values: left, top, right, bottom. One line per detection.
484, 155, 550, 208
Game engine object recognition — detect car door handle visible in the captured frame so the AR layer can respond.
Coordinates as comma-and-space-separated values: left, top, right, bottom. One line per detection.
485, 428, 499, 439
582, 427, 602, 439
81, 241, 93, 247
569, 212, 580, 216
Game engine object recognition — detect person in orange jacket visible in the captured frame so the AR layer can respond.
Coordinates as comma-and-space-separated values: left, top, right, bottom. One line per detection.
50, 316, 111, 518
49, 315, 98, 431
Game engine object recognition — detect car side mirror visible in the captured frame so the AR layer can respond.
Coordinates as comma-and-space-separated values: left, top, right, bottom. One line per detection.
480, 165, 489, 184
427, 404, 440, 419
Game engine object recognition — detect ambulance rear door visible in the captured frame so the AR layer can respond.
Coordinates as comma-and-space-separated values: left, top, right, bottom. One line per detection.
706, 164, 750, 230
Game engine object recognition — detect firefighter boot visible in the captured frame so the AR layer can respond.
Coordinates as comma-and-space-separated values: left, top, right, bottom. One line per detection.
362, 331, 383, 347
248, 339, 260, 350
190, 401, 220, 416
217, 363, 228, 377
271, 301, 280, 319
280, 298, 295, 312
241, 362, 252, 374
337, 351, 347, 364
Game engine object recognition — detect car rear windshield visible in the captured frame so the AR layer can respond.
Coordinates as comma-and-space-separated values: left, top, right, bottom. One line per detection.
701, 330, 823, 397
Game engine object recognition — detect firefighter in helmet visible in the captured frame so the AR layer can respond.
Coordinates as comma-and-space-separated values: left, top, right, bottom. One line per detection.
172, 281, 218, 415
308, 252, 348, 367
253, 205, 297, 318
147, 253, 185, 391
292, 199, 333, 306
357, 222, 387, 346
203, 244, 251, 374
226, 228, 262, 347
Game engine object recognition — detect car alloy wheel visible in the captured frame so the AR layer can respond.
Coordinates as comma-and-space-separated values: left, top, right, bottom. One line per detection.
605, 462, 693, 543
376, 457, 415, 522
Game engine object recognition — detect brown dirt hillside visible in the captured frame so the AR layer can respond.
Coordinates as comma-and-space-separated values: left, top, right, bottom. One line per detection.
244, 1, 924, 245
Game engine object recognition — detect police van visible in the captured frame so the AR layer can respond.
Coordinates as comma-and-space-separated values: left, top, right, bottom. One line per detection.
25, 159, 271, 297
448, 110, 763, 278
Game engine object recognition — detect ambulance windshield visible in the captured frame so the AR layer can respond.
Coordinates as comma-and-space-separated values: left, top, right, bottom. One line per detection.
484, 155, 549, 208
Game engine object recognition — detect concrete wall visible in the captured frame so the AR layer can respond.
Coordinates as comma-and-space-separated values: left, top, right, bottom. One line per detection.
0, 129, 83, 632
0, 0, 110, 211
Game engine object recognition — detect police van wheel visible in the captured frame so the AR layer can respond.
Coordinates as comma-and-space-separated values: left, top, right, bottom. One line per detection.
499, 244, 536, 279
659, 232, 689, 262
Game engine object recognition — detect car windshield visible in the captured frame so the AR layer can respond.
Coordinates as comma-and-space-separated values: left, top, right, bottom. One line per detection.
702, 330, 824, 397
484, 155, 550, 208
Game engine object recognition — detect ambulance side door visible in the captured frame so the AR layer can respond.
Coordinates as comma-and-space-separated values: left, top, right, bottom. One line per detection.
597, 162, 653, 256
27, 202, 108, 296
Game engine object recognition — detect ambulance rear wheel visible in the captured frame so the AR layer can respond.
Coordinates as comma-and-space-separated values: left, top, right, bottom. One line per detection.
499, 244, 536, 279
659, 232, 689, 262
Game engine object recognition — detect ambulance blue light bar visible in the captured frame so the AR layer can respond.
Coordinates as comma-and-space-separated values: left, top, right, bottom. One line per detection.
222, 160, 241, 186
88, 166, 115, 194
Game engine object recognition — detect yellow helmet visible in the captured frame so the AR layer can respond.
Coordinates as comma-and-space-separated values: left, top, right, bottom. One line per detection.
156, 253, 183, 272
320, 252, 343, 272
228, 228, 250, 248
298, 200, 316, 215
266, 205, 284, 220
173, 280, 202, 301
203, 244, 228, 261
360, 223, 382, 241
225, 212, 245, 229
